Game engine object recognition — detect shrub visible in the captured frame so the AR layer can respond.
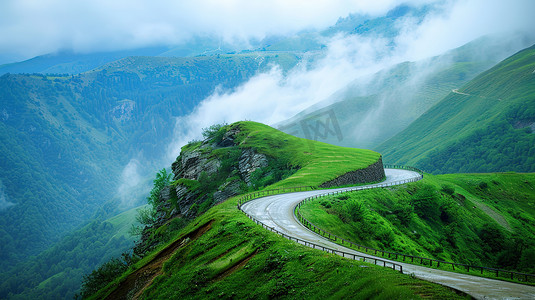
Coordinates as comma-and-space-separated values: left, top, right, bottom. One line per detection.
411, 185, 440, 220
80, 258, 128, 298
393, 201, 413, 226
478, 181, 488, 190
440, 184, 455, 195
201, 123, 228, 143
320, 200, 332, 209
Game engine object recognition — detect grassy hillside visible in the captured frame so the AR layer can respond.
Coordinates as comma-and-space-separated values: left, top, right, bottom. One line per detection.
378, 44, 535, 173
81, 122, 470, 299
232, 121, 381, 188
278, 35, 525, 149
89, 188, 465, 300
300, 173, 535, 275
0, 53, 300, 269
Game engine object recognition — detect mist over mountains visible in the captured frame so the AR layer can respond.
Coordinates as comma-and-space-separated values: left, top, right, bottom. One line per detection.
1, 1, 535, 299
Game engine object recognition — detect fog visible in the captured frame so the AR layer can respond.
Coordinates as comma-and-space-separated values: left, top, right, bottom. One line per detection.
167, 0, 535, 158
0, 181, 14, 211
0, 0, 417, 62
116, 158, 152, 208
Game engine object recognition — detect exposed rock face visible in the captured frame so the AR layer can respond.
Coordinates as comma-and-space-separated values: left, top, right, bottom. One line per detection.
239, 148, 269, 185
319, 157, 385, 188
167, 126, 269, 218
214, 180, 242, 203
172, 146, 221, 180
175, 184, 198, 215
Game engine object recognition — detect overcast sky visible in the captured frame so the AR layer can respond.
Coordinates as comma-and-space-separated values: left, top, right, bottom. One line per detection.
0, 0, 435, 63
2, 0, 534, 63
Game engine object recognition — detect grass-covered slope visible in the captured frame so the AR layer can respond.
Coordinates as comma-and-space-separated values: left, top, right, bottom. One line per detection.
378, 44, 535, 173
300, 173, 535, 274
231, 121, 382, 188
0, 53, 299, 270
91, 192, 465, 299
85, 122, 468, 299
0, 205, 141, 300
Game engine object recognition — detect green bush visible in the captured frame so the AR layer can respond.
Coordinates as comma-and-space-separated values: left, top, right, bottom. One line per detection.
440, 184, 455, 195
201, 123, 228, 143
79, 258, 128, 298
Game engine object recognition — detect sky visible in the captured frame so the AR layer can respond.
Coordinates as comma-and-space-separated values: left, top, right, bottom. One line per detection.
0, 0, 424, 63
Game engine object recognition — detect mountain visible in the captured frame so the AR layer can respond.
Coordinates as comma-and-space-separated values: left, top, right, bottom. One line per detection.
377, 44, 535, 173
0, 36, 259, 76
83, 122, 462, 299
0, 205, 142, 300
276, 35, 533, 149
0, 53, 300, 269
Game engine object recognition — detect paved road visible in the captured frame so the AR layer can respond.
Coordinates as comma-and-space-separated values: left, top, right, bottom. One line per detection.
241, 169, 535, 300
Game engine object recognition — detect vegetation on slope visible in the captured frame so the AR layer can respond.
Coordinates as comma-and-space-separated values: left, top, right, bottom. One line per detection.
132, 121, 382, 258
0, 53, 300, 271
0, 206, 141, 300
231, 121, 381, 188
300, 173, 535, 275
89, 193, 466, 300
378, 44, 535, 173
82, 122, 447, 299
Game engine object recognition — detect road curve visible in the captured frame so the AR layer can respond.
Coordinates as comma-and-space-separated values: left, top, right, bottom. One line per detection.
241, 169, 535, 300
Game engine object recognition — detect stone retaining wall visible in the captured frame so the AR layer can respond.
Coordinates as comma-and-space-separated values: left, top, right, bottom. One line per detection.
319, 157, 385, 188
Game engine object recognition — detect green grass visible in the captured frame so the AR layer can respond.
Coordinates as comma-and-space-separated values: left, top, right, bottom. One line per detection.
298, 173, 535, 283
231, 121, 381, 188
91, 195, 468, 299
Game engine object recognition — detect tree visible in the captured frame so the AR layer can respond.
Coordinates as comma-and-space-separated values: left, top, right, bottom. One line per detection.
147, 168, 172, 207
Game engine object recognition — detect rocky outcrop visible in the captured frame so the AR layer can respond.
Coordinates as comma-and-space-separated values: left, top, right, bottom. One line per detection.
167, 126, 271, 218
319, 157, 385, 188
172, 146, 221, 180
239, 148, 269, 185
214, 179, 242, 203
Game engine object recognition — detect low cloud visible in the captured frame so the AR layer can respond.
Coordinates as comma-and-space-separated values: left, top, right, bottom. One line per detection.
166, 0, 535, 158
0, 181, 15, 211
116, 158, 152, 208
166, 33, 393, 160
0, 0, 425, 61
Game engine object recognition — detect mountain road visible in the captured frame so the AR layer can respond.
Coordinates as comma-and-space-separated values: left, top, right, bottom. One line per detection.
241, 169, 535, 300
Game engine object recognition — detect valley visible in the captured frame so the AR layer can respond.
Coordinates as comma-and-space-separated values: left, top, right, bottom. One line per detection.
1, 2, 534, 299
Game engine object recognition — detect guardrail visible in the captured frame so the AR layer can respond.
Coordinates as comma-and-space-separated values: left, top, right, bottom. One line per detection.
239, 207, 404, 273
237, 165, 424, 208
236, 165, 425, 273
293, 174, 535, 284
237, 185, 316, 208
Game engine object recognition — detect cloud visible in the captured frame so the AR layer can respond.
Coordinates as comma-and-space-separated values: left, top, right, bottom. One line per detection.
396, 0, 535, 60
166, 33, 396, 159
0, 0, 422, 60
0, 181, 15, 211
116, 158, 152, 208
166, 0, 535, 158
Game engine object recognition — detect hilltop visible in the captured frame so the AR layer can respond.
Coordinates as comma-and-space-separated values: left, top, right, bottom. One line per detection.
84, 121, 464, 299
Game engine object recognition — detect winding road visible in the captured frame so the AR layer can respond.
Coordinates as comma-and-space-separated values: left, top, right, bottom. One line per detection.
241, 169, 535, 300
